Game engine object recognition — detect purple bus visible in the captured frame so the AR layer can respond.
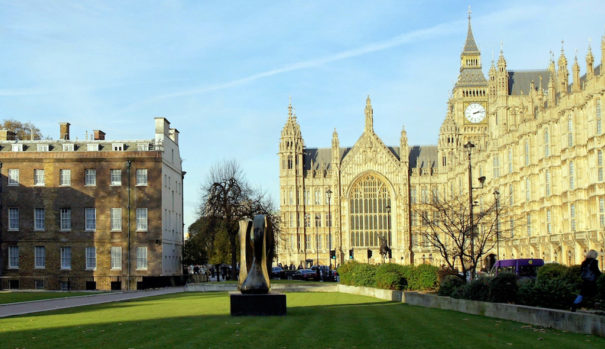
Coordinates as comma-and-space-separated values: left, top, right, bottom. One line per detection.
489, 258, 544, 278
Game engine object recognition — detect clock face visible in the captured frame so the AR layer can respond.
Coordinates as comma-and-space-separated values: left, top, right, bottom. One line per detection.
465, 103, 486, 123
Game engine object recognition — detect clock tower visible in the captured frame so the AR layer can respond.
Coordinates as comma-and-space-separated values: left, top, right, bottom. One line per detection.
449, 9, 489, 148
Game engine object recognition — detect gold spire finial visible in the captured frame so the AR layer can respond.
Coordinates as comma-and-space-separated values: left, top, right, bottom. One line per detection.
288, 97, 293, 118
467, 5, 471, 22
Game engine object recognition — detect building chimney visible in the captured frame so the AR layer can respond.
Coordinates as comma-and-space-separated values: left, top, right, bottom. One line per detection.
93, 130, 106, 140
168, 128, 179, 145
60, 122, 70, 140
0, 129, 16, 141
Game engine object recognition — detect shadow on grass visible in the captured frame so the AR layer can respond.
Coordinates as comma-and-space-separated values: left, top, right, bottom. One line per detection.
1, 292, 604, 349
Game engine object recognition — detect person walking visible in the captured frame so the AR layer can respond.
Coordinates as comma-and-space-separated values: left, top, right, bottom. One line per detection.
571, 250, 601, 312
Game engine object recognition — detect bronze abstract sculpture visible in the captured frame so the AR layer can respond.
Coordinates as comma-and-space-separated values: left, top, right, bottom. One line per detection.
239, 215, 271, 294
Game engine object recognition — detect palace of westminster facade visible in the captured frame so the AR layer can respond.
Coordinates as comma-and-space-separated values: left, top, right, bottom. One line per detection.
278, 17, 605, 269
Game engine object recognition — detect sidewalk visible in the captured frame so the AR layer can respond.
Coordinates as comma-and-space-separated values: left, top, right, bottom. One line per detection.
0, 287, 184, 318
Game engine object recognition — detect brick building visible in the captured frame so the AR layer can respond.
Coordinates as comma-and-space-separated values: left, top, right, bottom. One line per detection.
0, 117, 184, 290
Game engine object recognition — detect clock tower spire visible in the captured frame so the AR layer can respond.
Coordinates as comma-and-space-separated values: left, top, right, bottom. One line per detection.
450, 7, 489, 148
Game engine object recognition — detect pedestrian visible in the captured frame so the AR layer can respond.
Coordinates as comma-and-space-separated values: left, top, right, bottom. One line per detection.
571, 249, 601, 312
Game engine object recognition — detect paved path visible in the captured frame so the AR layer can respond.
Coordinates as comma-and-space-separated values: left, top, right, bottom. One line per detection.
0, 287, 185, 318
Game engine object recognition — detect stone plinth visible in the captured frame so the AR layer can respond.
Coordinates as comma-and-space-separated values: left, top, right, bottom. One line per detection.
230, 292, 287, 316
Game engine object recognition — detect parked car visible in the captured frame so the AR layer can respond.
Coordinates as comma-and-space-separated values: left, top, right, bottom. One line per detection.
293, 269, 318, 281
271, 266, 285, 279
489, 258, 544, 278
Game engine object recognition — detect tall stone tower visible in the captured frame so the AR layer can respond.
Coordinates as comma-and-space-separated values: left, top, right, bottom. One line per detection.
278, 102, 305, 255
450, 9, 489, 149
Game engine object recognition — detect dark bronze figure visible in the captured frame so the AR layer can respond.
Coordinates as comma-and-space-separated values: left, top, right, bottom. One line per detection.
239, 215, 271, 294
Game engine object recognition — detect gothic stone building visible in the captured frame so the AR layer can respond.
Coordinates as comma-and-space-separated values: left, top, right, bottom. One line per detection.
277, 17, 605, 269
0, 117, 184, 290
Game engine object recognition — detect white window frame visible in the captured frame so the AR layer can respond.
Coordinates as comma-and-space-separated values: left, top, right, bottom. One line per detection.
62, 143, 74, 152
85, 247, 96, 270
136, 208, 148, 231
37, 144, 49, 152
34, 208, 45, 231
11, 144, 23, 152
85, 169, 96, 186
112, 143, 124, 151
136, 247, 148, 270
60, 169, 71, 186
60, 247, 71, 270
136, 169, 148, 186
110, 169, 122, 186
35, 246, 45, 269
34, 169, 45, 186
111, 246, 122, 270
137, 143, 148, 151
8, 246, 19, 269
111, 208, 122, 231
8, 208, 19, 231
8, 169, 19, 186
85, 208, 96, 231
60, 208, 71, 231
87, 143, 99, 151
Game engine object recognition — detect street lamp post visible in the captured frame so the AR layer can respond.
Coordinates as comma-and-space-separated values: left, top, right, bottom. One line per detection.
326, 189, 332, 270
493, 190, 500, 261
315, 214, 319, 268
386, 204, 391, 262
464, 141, 486, 278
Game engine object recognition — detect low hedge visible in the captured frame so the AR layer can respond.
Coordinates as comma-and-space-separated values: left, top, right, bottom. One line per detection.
437, 263, 605, 311
337, 262, 439, 291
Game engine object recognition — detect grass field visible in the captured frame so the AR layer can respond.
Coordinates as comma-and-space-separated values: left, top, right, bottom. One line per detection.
1, 292, 603, 348
0, 291, 99, 304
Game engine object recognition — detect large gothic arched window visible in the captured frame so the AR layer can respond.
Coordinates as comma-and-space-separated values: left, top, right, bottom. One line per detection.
349, 174, 391, 247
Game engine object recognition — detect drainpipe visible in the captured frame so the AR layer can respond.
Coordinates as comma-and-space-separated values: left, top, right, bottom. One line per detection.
181, 171, 186, 276
127, 160, 132, 290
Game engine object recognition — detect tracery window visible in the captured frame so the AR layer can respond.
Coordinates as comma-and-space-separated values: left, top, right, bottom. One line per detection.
349, 174, 391, 247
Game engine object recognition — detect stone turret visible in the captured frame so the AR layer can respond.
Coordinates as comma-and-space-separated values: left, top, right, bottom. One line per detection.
364, 96, 374, 133
572, 55, 581, 92
496, 50, 508, 97
586, 44, 594, 79
558, 44, 569, 94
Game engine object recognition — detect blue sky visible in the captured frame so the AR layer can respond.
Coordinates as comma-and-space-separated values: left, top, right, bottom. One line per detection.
1, 1, 604, 231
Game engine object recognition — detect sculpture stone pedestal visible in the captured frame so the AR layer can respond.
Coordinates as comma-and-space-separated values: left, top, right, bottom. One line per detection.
230, 292, 287, 316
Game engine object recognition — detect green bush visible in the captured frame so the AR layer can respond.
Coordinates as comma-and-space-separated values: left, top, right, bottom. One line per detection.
451, 284, 471, 299
349, 263, 377, 287
536, 263, 568, 282
516, 278, 538, 306
375, 263, 407, 290
597, 274, 605, 310
437, 267, 459, 283
408, 264, 439, 290
469, 277, 491, 301
488, 273, 517, 303
438, 275, 465, 296
563, 265, 582, 292
533, 278, 575, 310
337, 261, 360, 286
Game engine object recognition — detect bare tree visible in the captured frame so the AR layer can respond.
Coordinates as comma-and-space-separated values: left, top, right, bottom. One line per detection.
1, 119, 43, 140
199, 160, 278, 279
415, 193, 515, 280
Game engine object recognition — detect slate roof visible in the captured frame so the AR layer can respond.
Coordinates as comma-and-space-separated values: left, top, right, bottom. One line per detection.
302, 145, 438, 170
0, 139, 156, 152
508, 70, 551, 95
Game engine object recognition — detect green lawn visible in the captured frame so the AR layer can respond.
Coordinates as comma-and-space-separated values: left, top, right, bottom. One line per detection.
0, 292, 603, 348
0, 291, 99, 304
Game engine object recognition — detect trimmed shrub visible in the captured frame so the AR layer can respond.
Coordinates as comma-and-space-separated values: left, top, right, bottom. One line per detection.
488, 272, 517, 303
438, 275, 465, 297
536, 263, 568, 281
597, 274, 605, 310
469, 277, 491, 301
563, 265, 582, 292
375, 263, 407, 290
337, 261, 360, 286
516, 278, 538, 306
349, 263, 377, 287
451, 284, 471, 299
408, 264, 439, 290
533, 278, 575, 310
437, 267, 459, 283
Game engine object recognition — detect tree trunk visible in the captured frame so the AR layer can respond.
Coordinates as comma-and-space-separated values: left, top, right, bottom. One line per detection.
230, 229, 238, 280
